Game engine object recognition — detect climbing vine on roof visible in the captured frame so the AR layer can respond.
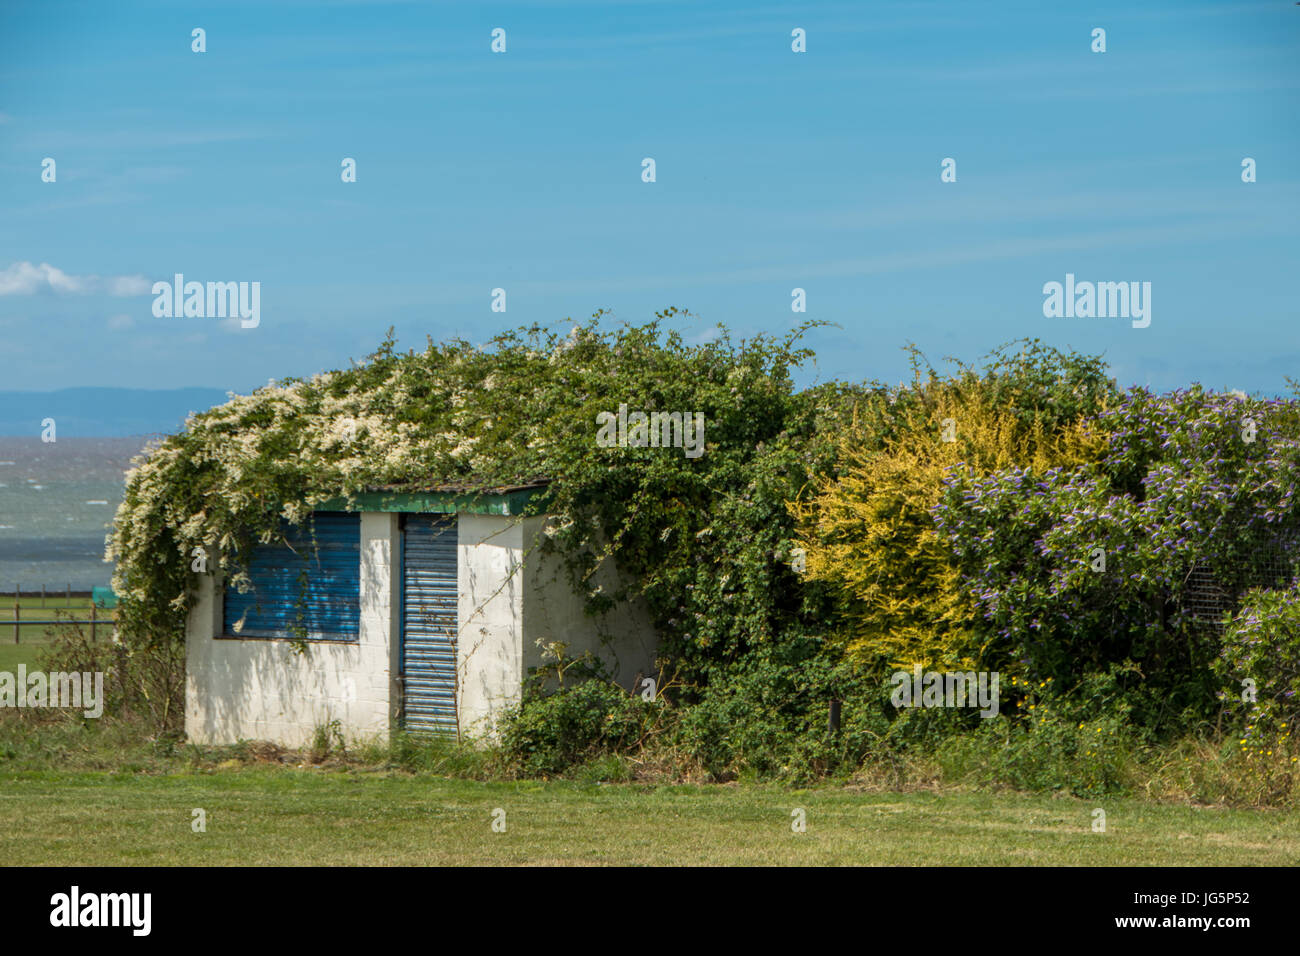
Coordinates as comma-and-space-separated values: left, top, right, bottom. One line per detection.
108, 311, 858, 685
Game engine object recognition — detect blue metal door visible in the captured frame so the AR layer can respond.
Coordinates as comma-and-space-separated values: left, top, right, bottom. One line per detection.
222, 511, 361, 641
401, 515, 458, 734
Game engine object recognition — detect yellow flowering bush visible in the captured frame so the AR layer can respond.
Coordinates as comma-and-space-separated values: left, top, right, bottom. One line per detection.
793, 343, 1110, 670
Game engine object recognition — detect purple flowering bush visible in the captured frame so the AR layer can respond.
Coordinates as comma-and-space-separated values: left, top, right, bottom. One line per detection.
935, 386, 1300, 736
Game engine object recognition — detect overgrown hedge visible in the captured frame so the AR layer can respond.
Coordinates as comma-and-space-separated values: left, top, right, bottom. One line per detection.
103, 315, 1300, 799
496, 342, 1300, 797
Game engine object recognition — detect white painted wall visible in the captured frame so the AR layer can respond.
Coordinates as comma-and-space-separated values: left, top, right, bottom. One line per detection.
520, 515, 660, 695
184, 512, 397, 748
455, 513, 525, 737
453, 514, 660, 738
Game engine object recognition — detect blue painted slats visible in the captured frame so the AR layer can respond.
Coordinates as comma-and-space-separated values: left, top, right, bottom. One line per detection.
401, 515, 458, 735
222, 512, 361, 641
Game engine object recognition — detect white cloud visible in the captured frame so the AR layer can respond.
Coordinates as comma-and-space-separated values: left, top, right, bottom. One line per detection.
105, 275, 152, 295
0, 262, 88, 294
0, 261, 151, 296
107, 313, 135, 331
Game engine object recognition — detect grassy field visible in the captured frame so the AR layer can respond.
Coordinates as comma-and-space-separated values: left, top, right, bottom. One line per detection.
0, 597, 103, 671
2, 603, 1295, 866
1, 767, 1297, 865
0, 642, 51, 671
0, 596, 97, 621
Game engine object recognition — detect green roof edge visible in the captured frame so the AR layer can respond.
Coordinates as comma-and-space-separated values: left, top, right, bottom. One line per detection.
318, 486, 550, 517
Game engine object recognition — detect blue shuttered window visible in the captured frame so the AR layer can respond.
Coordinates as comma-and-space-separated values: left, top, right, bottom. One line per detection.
222, 512, 361, 641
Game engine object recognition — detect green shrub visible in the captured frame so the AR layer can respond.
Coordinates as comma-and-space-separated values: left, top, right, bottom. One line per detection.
500, 680, 664, 776
1217, 584, 1300, 762
674, 634, 897, 782
936, 700, 1139, 797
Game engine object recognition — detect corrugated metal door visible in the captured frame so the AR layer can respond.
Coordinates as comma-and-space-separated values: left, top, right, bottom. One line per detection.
222, 512, 361, 641
401, 515, 458, 734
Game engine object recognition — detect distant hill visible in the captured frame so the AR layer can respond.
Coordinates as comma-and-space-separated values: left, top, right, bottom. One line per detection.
0, 387, 231, 437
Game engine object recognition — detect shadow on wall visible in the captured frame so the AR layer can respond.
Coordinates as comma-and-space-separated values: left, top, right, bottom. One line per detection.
523, 531, 659, 695
187, 626, 383, 749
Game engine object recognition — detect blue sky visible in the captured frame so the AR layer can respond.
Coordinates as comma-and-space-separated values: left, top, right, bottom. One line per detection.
1, 0, 1297, 397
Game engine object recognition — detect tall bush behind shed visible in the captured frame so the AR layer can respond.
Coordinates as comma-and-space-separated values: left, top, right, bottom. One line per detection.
793, 342, 1115, 673
935, 386, 1300, 733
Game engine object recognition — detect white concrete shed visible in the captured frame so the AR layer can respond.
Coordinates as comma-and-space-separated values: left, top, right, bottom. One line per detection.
184, 483, 658, 747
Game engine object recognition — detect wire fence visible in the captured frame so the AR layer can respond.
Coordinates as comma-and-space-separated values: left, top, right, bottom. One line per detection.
1181, 532, 1300, 633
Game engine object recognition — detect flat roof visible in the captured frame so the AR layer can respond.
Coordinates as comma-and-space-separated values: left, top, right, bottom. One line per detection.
317, 481, 550, 517
367, 479, 550, 495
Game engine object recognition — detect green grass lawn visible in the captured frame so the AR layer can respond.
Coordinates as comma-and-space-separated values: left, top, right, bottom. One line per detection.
0, 642, 50, 671
1, 767, 1296, 865
0, 596, 95, 618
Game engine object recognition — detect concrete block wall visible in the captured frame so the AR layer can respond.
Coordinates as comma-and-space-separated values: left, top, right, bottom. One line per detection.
520, 515, 660, 695
454, 514, 661, 738
455, 513, 525, 737
184, 512, 398, 748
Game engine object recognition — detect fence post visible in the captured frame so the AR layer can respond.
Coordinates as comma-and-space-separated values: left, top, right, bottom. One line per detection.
66, 583, 71, 606
91, 603, 97, 643
12, 602, 17, 644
